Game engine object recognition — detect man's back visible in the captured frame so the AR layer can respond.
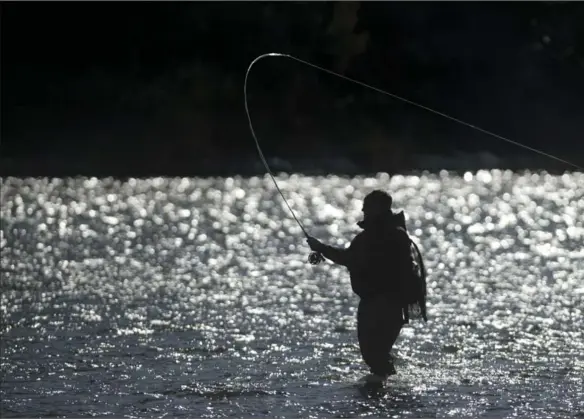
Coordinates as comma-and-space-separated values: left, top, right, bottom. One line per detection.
345, 211, 412, 299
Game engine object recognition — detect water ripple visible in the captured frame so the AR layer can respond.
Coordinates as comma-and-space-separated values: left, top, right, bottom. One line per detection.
1, 171, 583, 417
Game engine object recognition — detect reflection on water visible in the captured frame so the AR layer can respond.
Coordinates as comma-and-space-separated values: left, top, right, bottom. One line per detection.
1, 171, 583, 417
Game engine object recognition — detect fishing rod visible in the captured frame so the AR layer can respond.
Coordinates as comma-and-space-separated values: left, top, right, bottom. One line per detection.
243, 52, 583, 264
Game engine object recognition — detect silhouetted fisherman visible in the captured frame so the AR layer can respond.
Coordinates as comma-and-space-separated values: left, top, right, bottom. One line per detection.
306, 190, 426, 384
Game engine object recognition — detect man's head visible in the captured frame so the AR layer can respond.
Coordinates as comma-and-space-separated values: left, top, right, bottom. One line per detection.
362, 190, 393, 218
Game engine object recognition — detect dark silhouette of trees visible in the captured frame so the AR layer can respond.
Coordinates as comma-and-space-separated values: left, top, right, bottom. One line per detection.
2, 2, 583, 175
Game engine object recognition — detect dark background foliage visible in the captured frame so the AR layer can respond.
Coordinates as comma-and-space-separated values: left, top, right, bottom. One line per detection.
2, 1, 583, 176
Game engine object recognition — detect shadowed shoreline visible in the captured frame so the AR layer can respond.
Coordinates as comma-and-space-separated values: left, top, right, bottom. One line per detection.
1, 152, 579, 178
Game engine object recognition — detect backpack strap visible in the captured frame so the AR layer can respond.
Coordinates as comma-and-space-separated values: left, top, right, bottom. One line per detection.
395, 226, 408, 236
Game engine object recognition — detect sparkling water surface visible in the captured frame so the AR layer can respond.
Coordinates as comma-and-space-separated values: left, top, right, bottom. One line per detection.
1, 171, 583, 418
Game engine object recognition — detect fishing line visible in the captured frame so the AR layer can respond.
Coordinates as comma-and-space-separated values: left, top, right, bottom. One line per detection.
243, 52, 583, 263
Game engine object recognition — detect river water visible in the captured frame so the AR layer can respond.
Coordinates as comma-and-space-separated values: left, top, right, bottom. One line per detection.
1, 171, 583, 418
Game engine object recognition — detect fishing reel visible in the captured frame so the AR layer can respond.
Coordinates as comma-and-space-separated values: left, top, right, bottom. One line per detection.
308, 251, 325, 265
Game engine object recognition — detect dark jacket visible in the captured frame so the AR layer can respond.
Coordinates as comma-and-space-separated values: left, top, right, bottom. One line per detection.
313, 211, 412, 300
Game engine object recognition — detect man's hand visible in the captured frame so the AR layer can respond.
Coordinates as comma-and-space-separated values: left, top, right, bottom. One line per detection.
306, 235, 322, 251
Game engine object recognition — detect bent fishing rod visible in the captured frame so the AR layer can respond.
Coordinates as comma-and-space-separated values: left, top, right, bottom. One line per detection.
243, 52, 583, 264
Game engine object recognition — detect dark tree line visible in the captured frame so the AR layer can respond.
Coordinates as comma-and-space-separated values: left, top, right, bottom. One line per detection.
2, 2, 583, 175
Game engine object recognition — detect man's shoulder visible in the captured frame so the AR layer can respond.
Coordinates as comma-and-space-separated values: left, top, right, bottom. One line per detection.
394, 226, 411, 244
349, 230, 368, 247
